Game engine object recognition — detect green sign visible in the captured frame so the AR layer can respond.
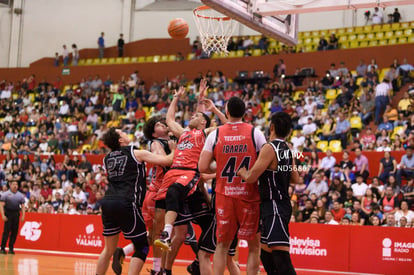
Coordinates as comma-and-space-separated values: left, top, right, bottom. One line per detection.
62, 68, 70, 75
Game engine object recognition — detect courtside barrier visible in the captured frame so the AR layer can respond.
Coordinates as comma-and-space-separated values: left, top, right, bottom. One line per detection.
1, 213, 412, 274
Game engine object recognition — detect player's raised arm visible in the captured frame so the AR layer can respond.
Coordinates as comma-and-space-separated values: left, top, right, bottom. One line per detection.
198, 129, 216, 174
202, 98, 228, 130
166, 86, 185, 138
196, 78, 209, 113
237, 143, 275, 183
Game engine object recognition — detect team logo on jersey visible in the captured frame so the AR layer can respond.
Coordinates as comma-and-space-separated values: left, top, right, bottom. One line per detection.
177, 140, 194, 150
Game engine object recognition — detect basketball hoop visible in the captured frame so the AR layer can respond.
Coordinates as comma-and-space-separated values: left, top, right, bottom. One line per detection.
193, 6, 238, 56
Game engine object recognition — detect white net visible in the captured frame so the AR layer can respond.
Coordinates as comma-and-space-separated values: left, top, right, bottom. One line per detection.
193, 6, 238, 56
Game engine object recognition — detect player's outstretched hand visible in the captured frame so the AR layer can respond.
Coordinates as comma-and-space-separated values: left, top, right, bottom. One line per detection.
201, 98, 215, 111
168, 139, 177, 151
174, 86, 186, 98
199, 79, 208, 99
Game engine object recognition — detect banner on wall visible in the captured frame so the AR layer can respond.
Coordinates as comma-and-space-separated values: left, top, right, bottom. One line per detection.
0, 213, 412, 274
349, 226, 414, 275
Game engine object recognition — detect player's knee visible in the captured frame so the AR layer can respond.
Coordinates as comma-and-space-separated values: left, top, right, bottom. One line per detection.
131, 238, 149, 262
198, 249, 212, 259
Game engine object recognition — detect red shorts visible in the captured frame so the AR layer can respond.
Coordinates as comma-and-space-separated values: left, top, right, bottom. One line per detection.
142, 190, 156, 229
215, 193, 260, 242
155, 169, 200, 201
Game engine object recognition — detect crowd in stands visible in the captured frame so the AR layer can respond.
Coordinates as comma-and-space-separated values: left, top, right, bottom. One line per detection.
0, 53, 413, 228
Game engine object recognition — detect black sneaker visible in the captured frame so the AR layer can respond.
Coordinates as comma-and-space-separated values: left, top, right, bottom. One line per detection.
111, 247, 125, 275
8, 249, 15, 255
186, 260, 200, 275
154, 231, 171, 251
0, 249, 6, 254
148, 268, 163, 275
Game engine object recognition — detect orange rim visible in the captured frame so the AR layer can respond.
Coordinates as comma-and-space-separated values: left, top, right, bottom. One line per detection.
193, 5, 232, 21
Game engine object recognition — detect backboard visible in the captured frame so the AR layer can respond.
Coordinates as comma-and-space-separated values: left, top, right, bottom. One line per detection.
201, 0, 414, 46
201, 0, 299, 46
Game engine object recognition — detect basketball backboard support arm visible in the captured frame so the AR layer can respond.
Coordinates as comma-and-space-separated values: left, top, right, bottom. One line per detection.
254, 0, 414, 16
201, 0, 299, 46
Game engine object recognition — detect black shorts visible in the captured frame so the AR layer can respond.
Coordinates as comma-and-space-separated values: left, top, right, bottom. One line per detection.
101, 198, 147, 240
197, 191, 237, 256
198, 215, 237, 256
175, 188, 212, 226
155, 199, 166, 210
260, 200, 291, 247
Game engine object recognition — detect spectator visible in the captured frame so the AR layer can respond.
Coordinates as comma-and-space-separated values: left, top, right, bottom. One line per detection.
381, 213, 396, 227
396, 146, 414, 185
72, 44, 79, 66
302, 117, 317, 137
117, 33, 124, 57
350, 211, 363, 226
399, 58, 414, 85
398, 216, 409, 228
371, 7, 383, 24
306, 172, 329, 198
376, 139, 392, 152
327, 33, 338, 50
374, 78, 392, 125
324, 211, 338, 225
360, 127, 376, 149
361, 188, 377, 217
378, 151, 397, 184
353, 148, 369, 181
54, 52, 59, 67
291, 130, 305, 152
333, 112, 350, 149
317, 36, 328, 51
315, 149, 336, 179
379, 186, 399, 215
329, 164, 345, 182
351, 173, 368, 200
397, 91, 411, 117
72, 183, 87, 210
62, 45, 69, 67
383, 105, 398, 124
355, 59, 367, 78
370, 215, 381, 226
401, 177, 414, 207
392, 8, 401, 23
394, 200, 414, 227
97, 32, 105, 59
300, 199, 314, 223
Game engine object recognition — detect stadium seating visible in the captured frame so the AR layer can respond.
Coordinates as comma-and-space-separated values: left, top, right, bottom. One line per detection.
73, 21, 414, 66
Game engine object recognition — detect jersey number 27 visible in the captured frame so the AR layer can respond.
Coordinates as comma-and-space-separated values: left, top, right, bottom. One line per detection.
106, 156, 128, 178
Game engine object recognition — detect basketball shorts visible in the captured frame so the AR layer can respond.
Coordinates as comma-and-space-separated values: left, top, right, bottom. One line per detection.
260, 200, 292, 247
174, 188, 212, 226
142, 190, 157, 229
101, 198, 146, 241
198, 215, 238, 256
155, 169, 200, 201
215, 193, 260, 242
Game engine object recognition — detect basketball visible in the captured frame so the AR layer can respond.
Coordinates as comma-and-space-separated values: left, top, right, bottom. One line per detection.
168, 18, 189, 39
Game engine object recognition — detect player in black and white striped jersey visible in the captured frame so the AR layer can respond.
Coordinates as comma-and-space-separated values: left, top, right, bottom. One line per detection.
238, 112, 299, 275
96, 128, 173, 275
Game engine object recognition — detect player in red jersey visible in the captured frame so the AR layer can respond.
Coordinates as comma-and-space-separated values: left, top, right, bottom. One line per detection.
154, 81, 227, 275
199, 96, 267, 275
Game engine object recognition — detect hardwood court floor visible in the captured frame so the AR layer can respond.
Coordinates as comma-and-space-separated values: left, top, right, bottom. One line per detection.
0, 250, 376, 275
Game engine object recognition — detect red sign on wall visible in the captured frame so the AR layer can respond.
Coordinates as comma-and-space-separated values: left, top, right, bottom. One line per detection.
349, 226, 414, 275
1, 213, 413, 274
14, 214, 59, 251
